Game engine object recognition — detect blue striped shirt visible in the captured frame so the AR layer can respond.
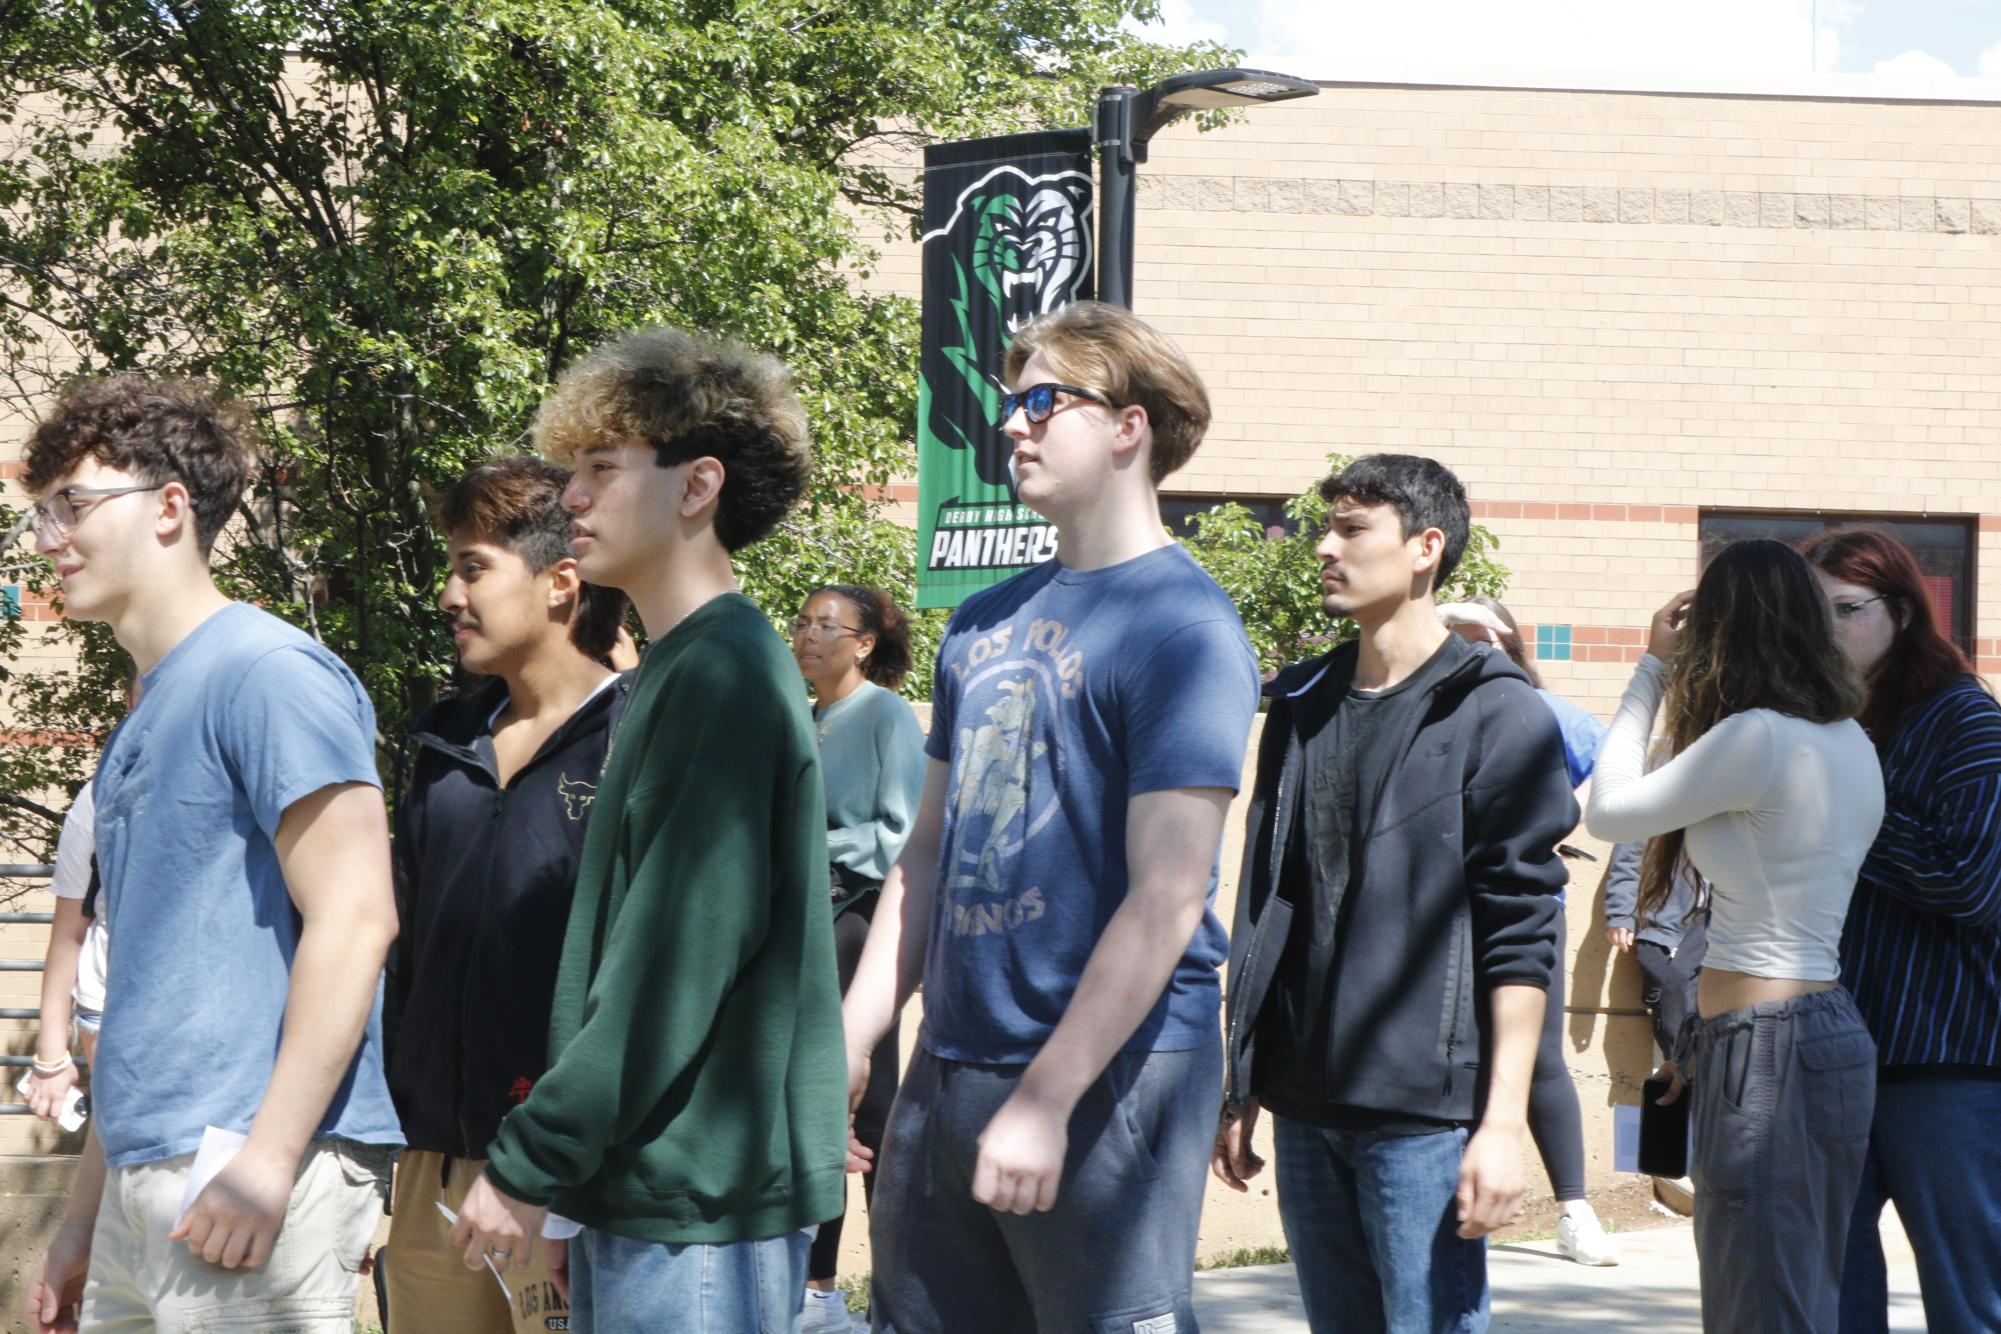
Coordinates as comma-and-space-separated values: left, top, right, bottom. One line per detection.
1841, 674, 2001, 1068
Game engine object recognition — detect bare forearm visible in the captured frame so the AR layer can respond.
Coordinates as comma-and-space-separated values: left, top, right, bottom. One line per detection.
35, 940, 81, 1064
1479, 984, 1546, 1130
845, 855, 935, 1054
247, 917, 393, 1162
62, 1124, 107, 1227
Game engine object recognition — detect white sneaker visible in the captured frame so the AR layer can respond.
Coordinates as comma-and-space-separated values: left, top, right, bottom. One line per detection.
803, 1289, 855, 1333
1556, 1212, 1621, 1266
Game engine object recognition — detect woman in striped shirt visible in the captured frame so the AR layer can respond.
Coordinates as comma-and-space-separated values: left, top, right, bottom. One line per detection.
1802, 527, 2001, 1334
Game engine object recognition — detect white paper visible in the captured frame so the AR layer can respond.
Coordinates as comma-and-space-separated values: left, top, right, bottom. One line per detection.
1612, 1103, 1641, 1173
434, 1200, 516, 1300
175, 1125, 249, 1229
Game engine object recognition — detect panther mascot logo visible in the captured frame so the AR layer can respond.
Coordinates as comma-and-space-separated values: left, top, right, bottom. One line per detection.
918, 166, 1094, 490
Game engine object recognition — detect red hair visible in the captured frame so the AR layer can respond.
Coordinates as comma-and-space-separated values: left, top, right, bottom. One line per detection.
1797, 527, 1982, 750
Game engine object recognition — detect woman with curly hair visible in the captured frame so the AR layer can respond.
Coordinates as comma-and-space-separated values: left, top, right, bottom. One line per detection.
1586, 539, 1884, 1333
791, 583, 926, 1332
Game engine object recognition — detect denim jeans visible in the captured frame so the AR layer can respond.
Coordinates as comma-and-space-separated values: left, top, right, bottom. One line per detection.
1681, 987, 1875, 1334
567, 1227, 809, 1334
1839, 1071, 2001, 1334
869, 1042, 1218, 1334
1271, 1117, 1487, 1334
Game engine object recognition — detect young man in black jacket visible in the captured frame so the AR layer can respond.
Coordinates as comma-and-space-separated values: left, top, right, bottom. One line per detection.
381, 457, 628, 1334
1213, 455, 1578, 1334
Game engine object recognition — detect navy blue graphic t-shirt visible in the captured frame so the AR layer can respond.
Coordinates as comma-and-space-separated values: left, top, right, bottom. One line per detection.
922, 545, 1261, 1062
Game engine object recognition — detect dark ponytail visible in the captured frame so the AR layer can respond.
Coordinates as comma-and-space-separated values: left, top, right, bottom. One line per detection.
815, 584, 914, 690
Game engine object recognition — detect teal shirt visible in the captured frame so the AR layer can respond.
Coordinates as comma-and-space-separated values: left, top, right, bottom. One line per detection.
815, 679, 928, 884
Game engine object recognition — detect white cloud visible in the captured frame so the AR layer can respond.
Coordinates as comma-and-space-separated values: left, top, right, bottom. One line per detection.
1978, 38, 2001, 78
1871, 49, 1959, 78
1122, 0, 1232, 49
1223, 0, 1858, 80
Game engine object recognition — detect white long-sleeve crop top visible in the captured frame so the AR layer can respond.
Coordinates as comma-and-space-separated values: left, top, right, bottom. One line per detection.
1586, 654, 1885, 981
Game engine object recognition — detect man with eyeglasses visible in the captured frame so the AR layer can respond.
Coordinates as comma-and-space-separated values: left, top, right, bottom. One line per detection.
20, 375, 402, 1334
843, 300, 1260, 1332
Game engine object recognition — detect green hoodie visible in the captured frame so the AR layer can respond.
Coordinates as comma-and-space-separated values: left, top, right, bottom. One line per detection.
484, 593, 848, 1244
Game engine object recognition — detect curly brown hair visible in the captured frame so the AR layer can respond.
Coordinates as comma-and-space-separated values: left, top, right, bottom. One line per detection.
22, 374, 259, 555
530, 327, 811, 552
808, 584, 914, 690
1637, 538, 1864, 927
434, 456, 629, 665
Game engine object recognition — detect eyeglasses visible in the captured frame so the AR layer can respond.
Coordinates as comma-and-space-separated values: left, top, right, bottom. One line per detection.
1001, 382, 1114, 425
790, 617, 862, 641
31, 485, 172, 539
1830, 594, 1887, 622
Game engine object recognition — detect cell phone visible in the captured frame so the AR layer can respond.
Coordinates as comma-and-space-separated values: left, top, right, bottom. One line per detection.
1638, 1076, 1690, 1178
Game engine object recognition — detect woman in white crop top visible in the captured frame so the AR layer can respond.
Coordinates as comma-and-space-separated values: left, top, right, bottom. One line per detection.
1587, 539, 1885, 1334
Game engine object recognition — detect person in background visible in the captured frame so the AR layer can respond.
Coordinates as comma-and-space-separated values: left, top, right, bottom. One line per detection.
1587, 540, 1883, 1333
1799, 527, 2001, 1334
791, 582, 926, 1332
1438, 596, 1618, 1267
1602, 837, 1708, 1075
24, 781, 101, 1124
381, 457, 628, 1334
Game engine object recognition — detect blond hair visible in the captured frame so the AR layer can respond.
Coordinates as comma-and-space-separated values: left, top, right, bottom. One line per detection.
531, 327, 811, 551
1003, 301, 1211, 483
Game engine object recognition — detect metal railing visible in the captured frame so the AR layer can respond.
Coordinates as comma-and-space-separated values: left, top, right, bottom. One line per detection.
1, 864, 62, 1116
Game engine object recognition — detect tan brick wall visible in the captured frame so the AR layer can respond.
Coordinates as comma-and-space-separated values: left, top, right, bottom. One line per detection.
859, 79, 2001, 717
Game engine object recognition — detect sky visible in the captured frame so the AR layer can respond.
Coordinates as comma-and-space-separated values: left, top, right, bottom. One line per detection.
1131, 0, 2001, 82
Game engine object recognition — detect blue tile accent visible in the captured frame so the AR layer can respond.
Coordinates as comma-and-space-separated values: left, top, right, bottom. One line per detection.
1535, 623, 1572, 662
0, 585, 17, 620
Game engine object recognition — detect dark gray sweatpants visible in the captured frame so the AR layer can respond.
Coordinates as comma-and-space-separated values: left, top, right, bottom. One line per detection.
868, 1041, 1219, 1334
1680, 987, 1875, 1333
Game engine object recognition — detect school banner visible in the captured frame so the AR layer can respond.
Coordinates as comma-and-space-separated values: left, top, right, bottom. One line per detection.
915, 130, 1095, 609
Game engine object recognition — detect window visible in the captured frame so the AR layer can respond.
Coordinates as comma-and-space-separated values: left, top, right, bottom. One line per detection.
1698, 510, 1976, 653
1160, 494, 1298, 540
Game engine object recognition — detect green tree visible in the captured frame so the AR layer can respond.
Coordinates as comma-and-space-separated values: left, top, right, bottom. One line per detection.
0, 0, 1230, 858
1179, 455, 1511, 677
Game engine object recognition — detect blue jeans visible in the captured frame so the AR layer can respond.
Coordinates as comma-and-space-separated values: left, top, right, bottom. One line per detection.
1272, 1117, 1487, 1334
1839, 1072, 2001, 1334
568, 1227, 809, 1333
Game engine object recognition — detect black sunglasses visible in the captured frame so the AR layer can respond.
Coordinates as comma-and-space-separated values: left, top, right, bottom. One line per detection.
1001, 382, 1114, 425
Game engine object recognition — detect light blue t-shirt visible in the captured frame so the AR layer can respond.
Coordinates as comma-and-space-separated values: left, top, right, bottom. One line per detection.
1537, 688, 1607, 789
922, 545, 1261, 1063
91, 603, 403, 1170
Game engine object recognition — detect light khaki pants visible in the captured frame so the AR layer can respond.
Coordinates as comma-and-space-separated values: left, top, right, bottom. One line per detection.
383, 1149, 571, 1334
82, 1138, 391, 1332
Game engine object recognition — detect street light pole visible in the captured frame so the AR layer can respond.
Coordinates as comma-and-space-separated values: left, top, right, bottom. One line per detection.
1093, 68, 1319, 310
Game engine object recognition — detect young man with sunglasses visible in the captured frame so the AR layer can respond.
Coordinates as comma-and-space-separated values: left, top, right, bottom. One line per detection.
21, 375, 401, 1333
843, 300, 1261, 1331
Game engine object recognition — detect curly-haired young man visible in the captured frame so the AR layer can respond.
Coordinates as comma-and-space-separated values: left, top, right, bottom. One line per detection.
21, 375, 402, 1334
448, 329, 849, 1331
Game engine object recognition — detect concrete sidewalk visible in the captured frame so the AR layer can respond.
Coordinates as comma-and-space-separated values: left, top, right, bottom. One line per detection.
1193, 1222, 1927, 1331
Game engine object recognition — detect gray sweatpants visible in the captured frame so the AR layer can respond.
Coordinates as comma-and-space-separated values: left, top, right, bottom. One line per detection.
1680, 988, 1875, 1333
868, 1041, 1219, 1334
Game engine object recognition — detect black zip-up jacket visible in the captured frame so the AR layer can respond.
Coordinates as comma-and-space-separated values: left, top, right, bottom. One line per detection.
1224, 636, 1577, 1122
383, 674, 628, 1159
